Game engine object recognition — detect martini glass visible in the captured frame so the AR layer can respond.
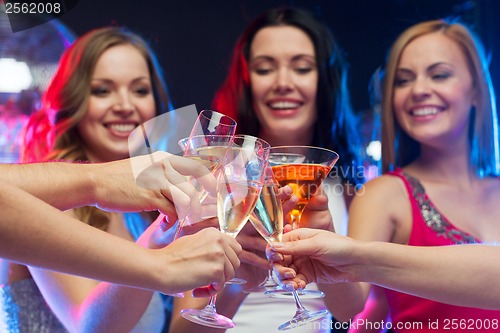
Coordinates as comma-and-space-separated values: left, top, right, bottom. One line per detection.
172, 109, 236, 237
267, 146, 338, 330
173, 134, 234, 239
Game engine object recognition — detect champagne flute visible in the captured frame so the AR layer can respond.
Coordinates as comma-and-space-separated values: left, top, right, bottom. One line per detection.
218, 135, 270, 284
267, 146, 338, 330
180, 134, 270, 329
246, 167, 283, 293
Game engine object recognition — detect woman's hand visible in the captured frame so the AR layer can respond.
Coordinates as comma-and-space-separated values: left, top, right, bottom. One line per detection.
267, 228, 356, 289
91, 152, 217, 228
293, 192, 334, 231
137, 214, 219, 249
191, 185, 298, 297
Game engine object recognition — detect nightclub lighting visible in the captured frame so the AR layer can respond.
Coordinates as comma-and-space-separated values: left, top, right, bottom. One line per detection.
0, 58, 32, 93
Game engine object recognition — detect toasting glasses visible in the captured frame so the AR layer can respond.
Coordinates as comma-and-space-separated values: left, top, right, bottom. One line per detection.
174, 134, 234, 238
267, 146, 339, 330
179, 135, 270, 329
173, 110, 236, 238
246, 166, 284, 293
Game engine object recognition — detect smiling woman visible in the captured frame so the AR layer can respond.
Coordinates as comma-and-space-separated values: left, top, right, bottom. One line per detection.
78, 43, 156, 162
6, 27, 173, 332
248, 25, 318, 147
22, 27, 171, 164
169, 7, 364, 333
322, 19, 500, 333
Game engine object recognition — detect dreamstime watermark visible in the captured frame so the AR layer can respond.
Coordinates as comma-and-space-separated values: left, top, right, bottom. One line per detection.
303, 318, 499, 331
271, 163, 371, 198
304, 318, 421, 331
3, 0, 79, 32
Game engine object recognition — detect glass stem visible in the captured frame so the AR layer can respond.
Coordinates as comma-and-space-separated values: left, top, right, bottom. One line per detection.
173, 218, 185, 240
205, 295, 218, 313
267, 268, 274, 282
291, 290, 307, 312
290, 213, 302, 230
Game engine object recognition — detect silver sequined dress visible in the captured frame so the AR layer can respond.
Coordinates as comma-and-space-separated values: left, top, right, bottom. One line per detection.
0, 278, 165, 333
0, 279, 67, 333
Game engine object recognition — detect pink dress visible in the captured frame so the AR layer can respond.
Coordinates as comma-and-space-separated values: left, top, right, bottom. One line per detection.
383, 169, 500, 332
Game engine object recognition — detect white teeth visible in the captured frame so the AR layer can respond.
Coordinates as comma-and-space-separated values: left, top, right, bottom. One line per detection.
412, 107, 439, 116
108, 124, 136, 132
270, 101, 301, 109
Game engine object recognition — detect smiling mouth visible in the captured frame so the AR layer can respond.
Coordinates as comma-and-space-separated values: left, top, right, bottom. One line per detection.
268, 101, 302, 110
410, 107, 442, 116
106, 124, 137, 133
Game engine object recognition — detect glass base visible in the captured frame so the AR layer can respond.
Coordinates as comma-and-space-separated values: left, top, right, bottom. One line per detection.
180, 307, 235, 329
265, 288, 325, 299
225, 277, 246, 285
162, 292, 184, 298
278, 309, 329, 331
243, 275, 278, 293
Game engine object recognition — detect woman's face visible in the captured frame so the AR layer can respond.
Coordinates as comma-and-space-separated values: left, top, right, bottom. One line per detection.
249, 25, 318, 138
392, 32, 476, 149
78, 44, 156, 162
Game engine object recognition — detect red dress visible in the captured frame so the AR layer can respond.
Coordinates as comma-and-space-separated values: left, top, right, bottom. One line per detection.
383, 169, 500, 332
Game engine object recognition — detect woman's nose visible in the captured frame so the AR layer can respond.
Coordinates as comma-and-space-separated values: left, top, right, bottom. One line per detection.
112, 92, 135, 113
273, 68, 294, 94
411, 77, 432, 100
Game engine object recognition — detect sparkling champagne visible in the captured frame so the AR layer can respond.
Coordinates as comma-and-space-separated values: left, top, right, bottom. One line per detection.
218, 181, 261, 237
184, 146, 230, 171
249, 183, 283, 242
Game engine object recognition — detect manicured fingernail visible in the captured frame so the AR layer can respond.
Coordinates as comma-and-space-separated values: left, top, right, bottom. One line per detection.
270, 242, 284, 250
160, 216, 169, 232
270, 253, 284, 261
284, 271, 296, 279
284, 283, 295, 291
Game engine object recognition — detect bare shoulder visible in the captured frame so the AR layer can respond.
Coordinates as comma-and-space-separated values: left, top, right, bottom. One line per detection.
348, 174, 411, 242
354, 174, 407, 202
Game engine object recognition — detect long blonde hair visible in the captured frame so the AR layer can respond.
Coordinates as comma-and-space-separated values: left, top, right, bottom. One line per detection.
381, 19, 499, 176
22, 27, 170, 229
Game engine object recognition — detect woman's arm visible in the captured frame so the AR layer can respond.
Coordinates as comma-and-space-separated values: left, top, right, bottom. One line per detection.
28, 212, 242, 332
1, 181, 240, 295
299, 176, 406, 322
353, 241, 500, 309
270, 229, 500, 310
348, 286, 390, 333
28, 215, 160, 333
0, 153, 216, 219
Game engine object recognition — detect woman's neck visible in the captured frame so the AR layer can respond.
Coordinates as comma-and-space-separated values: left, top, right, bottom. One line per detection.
259, 128, 313, 147
408, 144, 476, 184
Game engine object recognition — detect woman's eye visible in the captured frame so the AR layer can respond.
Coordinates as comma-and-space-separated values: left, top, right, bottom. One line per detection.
295, 67, 313, 74
253, 68, 273, 75
394, 77, 410, 87
91, 87, 109, 96
432, 72, 451, 81
135, 87, 151, 96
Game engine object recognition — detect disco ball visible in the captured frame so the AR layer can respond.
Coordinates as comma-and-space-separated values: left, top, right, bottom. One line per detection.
0, 3, 76, 162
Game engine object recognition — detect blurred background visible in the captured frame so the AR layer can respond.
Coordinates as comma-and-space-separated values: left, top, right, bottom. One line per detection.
1, 0, 498, 166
